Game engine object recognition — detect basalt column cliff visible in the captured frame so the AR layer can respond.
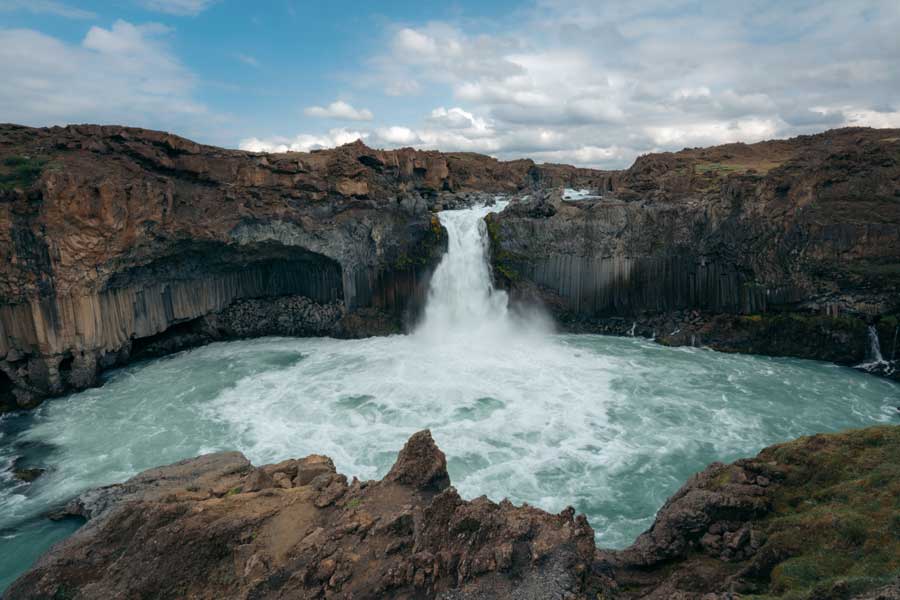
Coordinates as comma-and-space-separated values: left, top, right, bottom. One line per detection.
489, 128, 900, 372
0, 125, 543, 410
2, 125, 899, 410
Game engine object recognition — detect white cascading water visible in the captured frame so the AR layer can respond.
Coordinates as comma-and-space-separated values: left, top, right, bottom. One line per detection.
865, 325, 885, 364
415, 201, 520, 341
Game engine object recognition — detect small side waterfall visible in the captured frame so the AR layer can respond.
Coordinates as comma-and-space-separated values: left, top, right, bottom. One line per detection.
866, 325, 885, 364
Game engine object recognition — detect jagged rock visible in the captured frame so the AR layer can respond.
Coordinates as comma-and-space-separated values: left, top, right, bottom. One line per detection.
601, 425, 900, 599
7, 426, 900, 599
5, 429, 597, 599
384, 429, 451, 492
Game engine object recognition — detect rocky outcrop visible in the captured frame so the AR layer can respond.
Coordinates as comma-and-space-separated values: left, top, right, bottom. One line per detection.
7, 426, 900, 599
488, 128, 900, 371
0, 125, 577, 410
599, 425, 900, 599
5, 430, 597, 599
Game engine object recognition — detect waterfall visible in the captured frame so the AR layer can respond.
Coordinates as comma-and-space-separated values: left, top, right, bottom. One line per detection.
865, 325, 885, 364
629, 322, 636, 337
415, 203, 512, 339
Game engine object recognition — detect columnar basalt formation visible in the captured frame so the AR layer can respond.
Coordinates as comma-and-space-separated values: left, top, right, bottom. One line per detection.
2, 125, 900, 409
7, 427, 899, 599
488, 128, 900, 371
0, 125, 563, 410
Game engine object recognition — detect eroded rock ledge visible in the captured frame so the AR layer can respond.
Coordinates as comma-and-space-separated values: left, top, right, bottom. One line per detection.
7, 427, 900, 599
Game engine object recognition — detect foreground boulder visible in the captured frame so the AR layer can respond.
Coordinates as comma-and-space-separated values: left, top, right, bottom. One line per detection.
7, 427, 900, 599
5, 430, 596, 599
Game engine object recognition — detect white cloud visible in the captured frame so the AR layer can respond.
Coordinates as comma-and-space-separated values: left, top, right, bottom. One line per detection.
645, 118, 782, 148
235, 53, 259, 68
844, 109, 900, 129
0, 20, 213, 135
324, 2, 900, 167
373, 126, 419, 145
304, 100, 373, 121
139, 0, 216, 16
239, 128, 366, 153
0, 0, 96, 19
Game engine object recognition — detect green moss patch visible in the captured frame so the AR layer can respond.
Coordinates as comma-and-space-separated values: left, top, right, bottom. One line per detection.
748, 426, 900, 599
0, 155, 47, 191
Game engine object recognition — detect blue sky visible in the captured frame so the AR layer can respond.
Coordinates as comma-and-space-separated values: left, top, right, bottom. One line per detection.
1, 0, 899, 167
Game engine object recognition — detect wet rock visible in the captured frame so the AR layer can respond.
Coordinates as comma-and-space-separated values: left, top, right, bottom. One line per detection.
384, 429, 451, 493
12, 467, 45, 483
489, 128, 900, 370
8, 426, 900, 600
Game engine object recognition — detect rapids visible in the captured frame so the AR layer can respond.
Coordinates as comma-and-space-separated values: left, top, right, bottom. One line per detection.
1, 203, 897, 590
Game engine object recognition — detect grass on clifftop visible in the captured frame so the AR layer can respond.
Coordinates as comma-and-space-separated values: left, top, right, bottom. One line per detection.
749, 426, 900, 599
0, 155, 47, 191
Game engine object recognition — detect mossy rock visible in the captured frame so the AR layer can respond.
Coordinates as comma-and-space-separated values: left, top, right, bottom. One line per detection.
749, 427, 900, 599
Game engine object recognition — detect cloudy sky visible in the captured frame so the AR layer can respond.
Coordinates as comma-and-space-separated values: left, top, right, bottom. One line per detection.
1, 0, 899, 168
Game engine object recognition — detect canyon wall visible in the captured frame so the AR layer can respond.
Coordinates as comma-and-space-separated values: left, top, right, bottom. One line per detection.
489, 128, 900, 369
2, 124, 899, 408
0, 125, 552, 409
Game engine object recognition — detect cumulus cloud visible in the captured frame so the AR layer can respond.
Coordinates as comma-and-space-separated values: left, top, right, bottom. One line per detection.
304, 100, 374, 121
0, 20, 212, 134
139, 0, 216, 16
239, 128, 366, 153
296, 0, 898, 167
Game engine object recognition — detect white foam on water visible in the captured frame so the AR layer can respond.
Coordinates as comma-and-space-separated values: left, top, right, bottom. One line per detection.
1, 204, 899, 589
563, 188, 601, 201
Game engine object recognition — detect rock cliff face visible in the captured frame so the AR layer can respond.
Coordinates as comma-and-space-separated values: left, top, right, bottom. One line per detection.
2, 125, 900, 409
7, 427, 899, 599
488, 128, 900, 373
0, 125, 559, 410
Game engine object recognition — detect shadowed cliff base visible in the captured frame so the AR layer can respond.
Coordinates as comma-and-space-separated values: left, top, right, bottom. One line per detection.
5, 426, 899, 599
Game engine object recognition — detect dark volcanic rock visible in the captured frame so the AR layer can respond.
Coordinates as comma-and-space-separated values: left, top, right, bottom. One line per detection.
0, 124, 564, 410
488, 128, 900, 367
599, 425, 900, 600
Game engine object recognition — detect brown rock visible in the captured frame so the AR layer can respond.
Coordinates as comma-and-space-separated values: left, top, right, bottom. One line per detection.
5, 430, 597, 600
384, 429, 451, 493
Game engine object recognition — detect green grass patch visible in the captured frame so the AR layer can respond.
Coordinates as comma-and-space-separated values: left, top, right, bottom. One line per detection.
0, 155, 47, 191
749, 427, 900, 598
